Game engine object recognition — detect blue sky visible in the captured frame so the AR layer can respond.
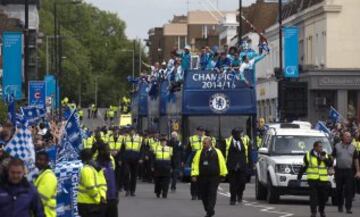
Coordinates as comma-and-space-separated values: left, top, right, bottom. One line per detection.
85, 0, 255, 40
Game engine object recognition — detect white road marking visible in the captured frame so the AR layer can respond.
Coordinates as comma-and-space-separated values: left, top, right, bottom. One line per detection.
217, 186, 294, 217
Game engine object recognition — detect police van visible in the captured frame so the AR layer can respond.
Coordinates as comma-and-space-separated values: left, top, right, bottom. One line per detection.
255, 122, 336, 204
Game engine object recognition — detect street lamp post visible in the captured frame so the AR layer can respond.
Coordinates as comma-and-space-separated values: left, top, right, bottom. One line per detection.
120, 49, 135, 90
53, 0, 81, 119
238, 0, 242, 46
24, 0, 29, 97
279, 0, 283, 71
46, 35, 56, 75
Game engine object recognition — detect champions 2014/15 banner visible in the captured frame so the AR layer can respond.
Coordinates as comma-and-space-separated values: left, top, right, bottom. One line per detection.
55, 160, 82, 217
2, 32, 23, 100
55, 109, 83, 217
182, 70, 257, 116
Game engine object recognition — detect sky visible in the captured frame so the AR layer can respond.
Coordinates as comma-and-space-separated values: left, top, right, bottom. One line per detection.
85, 0, 255, 40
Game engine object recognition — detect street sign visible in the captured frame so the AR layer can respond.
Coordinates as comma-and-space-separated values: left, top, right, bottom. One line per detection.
2, 32, 23, 100
28, 81, 46, 108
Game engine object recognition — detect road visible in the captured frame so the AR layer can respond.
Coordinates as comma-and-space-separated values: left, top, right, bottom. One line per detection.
118, 180, 360, 217
81, 108, 119, 130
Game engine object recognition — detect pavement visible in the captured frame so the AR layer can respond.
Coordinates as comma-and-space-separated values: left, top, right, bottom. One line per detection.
118, 180, 360, 217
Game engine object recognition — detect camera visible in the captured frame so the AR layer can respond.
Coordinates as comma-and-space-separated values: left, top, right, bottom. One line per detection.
320, 151, 327, 156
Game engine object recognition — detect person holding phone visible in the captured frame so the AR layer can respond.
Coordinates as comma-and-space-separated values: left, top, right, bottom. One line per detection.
297, 141, 333, 217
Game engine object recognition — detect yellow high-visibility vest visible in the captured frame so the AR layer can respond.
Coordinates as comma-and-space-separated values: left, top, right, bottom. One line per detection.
97, 169, 107, 202
34, 169, 57, 217
191, 148, 228, 177
225, 136, 249, 163
150, 140, 161, 153
355, 141, 360, 152
154, 145, 173, 161
189, 135, 203, 152
78, 165, 101, 204
108, 135, 123, 152
84, 136, 95, 149
123, 135, 143, 152
305, 151, 329, 182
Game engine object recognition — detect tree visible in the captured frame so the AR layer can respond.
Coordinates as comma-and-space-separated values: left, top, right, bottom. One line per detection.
38, 0, 145, 107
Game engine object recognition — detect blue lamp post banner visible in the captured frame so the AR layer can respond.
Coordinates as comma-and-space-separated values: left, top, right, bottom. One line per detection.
44, 75, 58, 108
283, 26, 299, 78
28, 81, 46, 108
2, 32, 23, 100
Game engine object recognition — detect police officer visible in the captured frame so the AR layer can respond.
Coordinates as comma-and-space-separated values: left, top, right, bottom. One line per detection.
225, 128, 251, 205
120, 127, 144, 196
298, 141, 333, 217
78, 106, 84, 122
191, 137, 228, 217
107, 107, 115, 125
332, 132, 360, 214
96, 142, 118, 217
256, 118, 266, 148
83, 132, 96, 149
115, 129, 127, 192
152, 135, 173, 198
143, 131, 157, 183
187, 126, 205, 200
78, 149, 107, 217
34, 152, 58, 217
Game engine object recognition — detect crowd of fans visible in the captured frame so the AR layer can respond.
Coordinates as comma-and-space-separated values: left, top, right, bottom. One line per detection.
131, 41, 270, 97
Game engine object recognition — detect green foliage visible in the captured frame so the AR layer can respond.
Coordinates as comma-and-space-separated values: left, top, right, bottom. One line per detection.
38, 0, 144, 107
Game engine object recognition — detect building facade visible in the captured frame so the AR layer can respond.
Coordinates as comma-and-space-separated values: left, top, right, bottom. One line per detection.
0, 0, 40, 81
147, 10, 225, 64
256, 0, 360, 123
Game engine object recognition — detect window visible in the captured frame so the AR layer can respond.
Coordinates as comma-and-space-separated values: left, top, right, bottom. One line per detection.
299, 39, 304, 64
306, 36, 313, 64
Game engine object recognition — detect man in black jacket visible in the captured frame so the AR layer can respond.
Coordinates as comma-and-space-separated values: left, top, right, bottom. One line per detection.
225, 128, 252, 205
168, 131, 184, 192
0, 158, 44, 217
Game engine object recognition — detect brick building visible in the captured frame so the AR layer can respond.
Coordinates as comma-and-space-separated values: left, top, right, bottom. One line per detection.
147, 10, 224, 64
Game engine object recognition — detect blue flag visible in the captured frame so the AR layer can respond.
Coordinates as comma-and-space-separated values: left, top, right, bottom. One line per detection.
329, 106, 341, 123
5, 124, 38, 181
7, 94, 16, 125
55, 160, 82, 217
20, 106, 46, 125
57, 110, 83, 163
314, 121, 331, 135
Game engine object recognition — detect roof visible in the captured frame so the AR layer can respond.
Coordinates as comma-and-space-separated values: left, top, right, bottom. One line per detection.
267, 123, 326, 137
240, 1, 279, 35
281, 0, 324, 20
171, 15, 187, 23
163, 23, 187, 36
187, 10, 223, 25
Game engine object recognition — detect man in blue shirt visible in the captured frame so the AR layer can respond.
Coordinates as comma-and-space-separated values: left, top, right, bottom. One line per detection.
181, 45, 191, 72
215, 52, 231, 69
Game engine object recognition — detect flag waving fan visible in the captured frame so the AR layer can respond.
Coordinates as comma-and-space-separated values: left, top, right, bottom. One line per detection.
4, 121, 38, 181
57, 109, 83, 163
